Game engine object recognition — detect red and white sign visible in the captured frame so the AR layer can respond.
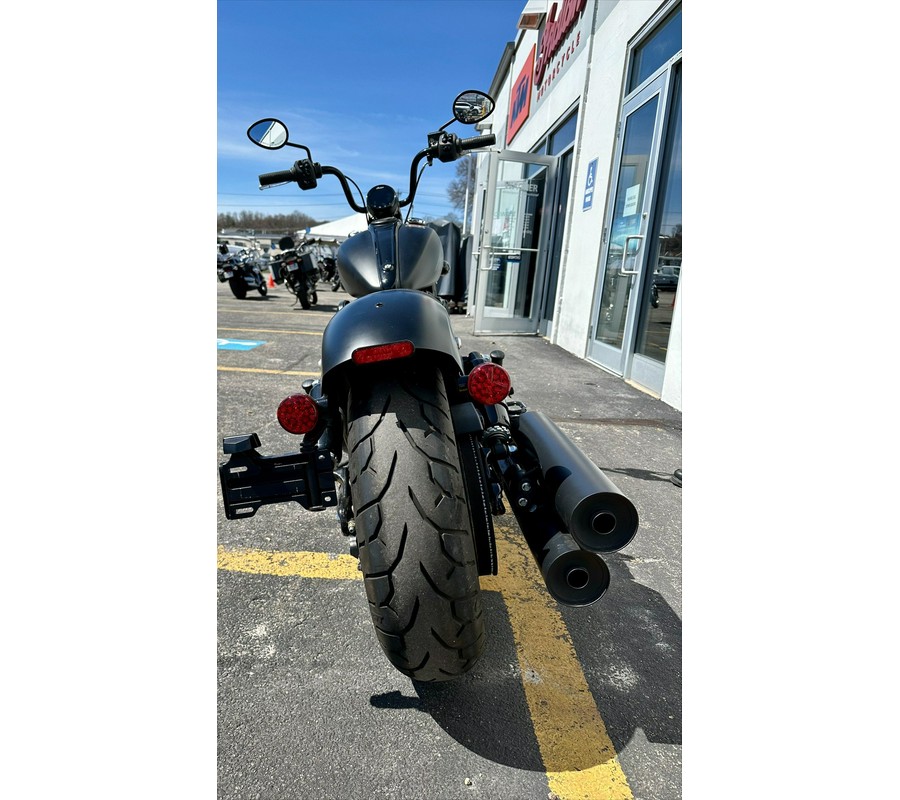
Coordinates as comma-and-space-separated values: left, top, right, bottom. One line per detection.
533, 0, 588, 103
507, 45, 536, 144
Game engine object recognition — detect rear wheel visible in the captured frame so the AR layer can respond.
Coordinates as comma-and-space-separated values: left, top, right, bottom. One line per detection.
258, 278, 268, 296
347, 364, 485, 681
228, 277, 247, 299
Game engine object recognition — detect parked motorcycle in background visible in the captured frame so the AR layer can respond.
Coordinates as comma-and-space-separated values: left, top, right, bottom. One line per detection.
317, 254, 339, 289
217, 244, 268, 299
219, 91, 639, 682
270, 236, 319, 309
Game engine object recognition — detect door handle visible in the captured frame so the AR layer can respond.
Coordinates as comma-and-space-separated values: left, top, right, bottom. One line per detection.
479, 248, 498, 271
479, 248, 523, 271
619, 235, 644, 275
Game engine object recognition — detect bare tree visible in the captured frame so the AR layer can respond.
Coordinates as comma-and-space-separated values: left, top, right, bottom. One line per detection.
446, 155, 476, 227
217, 210, 321, 234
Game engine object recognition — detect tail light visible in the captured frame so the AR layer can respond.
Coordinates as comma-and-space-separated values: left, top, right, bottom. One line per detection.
351, 340, 414, 365
277, 393, 319, 434
466, 362, 511, 405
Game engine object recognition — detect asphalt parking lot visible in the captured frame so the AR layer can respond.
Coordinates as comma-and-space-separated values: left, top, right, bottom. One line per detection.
217, 278, 682, 800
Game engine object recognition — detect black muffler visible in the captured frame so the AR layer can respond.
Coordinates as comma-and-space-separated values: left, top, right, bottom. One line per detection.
534, 530, 611, 607
505, 500, 611, 607
512, 411, 639, 554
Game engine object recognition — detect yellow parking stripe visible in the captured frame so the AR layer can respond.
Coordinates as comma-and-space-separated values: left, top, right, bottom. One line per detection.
218, 327, 323, 336
217, 545, 360, 580
217, 367, 320, 376
219, 308, 326, 316
217, 522, 633, 799
483, 524, 633, 800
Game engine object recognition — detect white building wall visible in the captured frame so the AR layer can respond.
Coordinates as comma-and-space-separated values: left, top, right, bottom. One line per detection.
555, 0, 665, 357
476, 0, 681, 409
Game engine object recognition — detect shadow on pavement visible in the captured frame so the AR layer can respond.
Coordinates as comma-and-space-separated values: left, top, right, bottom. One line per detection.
368, 556, 681, 771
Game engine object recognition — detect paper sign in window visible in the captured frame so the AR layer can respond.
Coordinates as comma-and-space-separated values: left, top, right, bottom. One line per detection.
623, 184, 641, 216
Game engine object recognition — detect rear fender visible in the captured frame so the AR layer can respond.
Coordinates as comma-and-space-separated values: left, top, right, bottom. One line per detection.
321, 290, 463, 397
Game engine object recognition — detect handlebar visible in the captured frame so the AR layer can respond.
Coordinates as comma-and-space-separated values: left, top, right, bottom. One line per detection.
259, 169, 296, 186
459, 133, 496, 152
258, 130, 497, 215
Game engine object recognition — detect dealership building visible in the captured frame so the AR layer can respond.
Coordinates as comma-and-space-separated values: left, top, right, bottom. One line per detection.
466, 0, 682, 409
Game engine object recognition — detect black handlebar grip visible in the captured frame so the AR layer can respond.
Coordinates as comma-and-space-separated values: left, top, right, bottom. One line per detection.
459, 134, 496, 151
259, 169, 296, 186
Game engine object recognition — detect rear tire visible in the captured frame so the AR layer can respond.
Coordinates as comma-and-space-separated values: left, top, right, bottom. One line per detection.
347, 364, 485, 681
258, 279, 268, 296
228, 278, 247, 299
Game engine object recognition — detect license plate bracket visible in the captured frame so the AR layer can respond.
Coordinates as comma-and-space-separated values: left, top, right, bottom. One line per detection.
219, 434, 337, 519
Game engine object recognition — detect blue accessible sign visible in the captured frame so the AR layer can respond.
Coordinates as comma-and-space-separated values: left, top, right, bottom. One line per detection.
217, 338, 267, 351
583, 158, 598, 210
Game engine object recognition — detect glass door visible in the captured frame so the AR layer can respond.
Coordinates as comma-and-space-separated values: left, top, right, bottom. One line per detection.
539, 146, 574, 337
631, 64, 681, 392
587, 73, 667, 374
474, 151, 556, 335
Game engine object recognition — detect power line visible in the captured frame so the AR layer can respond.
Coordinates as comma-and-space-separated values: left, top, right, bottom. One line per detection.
217, 204, 455, 211
217, 191, 452, 200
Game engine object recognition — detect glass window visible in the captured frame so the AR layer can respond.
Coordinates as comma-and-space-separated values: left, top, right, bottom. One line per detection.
628, 6, 681, 92
548, 111, 578, 155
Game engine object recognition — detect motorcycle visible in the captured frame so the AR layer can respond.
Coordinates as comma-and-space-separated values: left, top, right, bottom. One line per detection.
219, 91, 639, 682
217, 247, 268, 299
317, 254, 340, 290
271, 237, 319, 309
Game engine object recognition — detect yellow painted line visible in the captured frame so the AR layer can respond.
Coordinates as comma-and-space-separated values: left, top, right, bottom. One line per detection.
217, 366, 320, 376
483, 523, 633, 800
217, 521, 633, 799
218, 327, 323, 337
219, 308, 326, 316
217, 545, 361, 580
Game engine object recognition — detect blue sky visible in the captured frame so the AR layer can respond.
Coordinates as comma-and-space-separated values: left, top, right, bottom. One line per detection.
218, 0, 526, 224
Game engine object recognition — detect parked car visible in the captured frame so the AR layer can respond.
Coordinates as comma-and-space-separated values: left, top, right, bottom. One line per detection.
652, 264, 680, 290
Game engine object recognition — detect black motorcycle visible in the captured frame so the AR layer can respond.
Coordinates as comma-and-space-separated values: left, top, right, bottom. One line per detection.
271, 237, 319, 309
317, 254, 341, 290
217, 247, 268, 299
219, 91, 639, 682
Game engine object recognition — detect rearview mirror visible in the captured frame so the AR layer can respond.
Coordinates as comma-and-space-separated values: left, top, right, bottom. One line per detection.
247, 118, 289, 149
452, 91, 495, 125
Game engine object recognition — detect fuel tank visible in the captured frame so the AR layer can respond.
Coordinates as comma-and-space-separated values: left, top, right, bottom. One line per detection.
337, 218, 444, 296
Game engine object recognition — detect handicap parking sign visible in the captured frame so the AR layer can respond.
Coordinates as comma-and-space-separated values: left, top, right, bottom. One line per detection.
583, 158, 598, 210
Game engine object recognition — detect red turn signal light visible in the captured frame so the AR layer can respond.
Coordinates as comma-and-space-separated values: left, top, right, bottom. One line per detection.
277, 393, 319, 434
351, 340, 415, 365
466, 362, 511, 405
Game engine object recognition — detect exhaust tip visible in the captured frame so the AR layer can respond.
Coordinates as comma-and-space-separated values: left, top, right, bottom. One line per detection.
565, 566, 590, 590
591, 511, 617, 536
541, 533, 611, 607
570, 495, 639, 553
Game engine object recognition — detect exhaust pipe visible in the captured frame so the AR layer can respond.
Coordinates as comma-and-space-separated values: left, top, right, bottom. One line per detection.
536, 531, 610, 607
505, 499, 611, 607
513, 411, 639, 553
